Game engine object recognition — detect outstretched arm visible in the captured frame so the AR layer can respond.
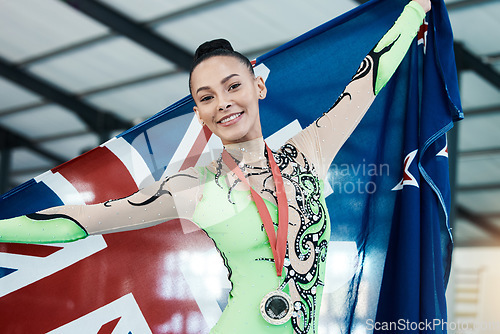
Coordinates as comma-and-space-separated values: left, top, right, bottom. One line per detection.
0, 169, 202, 244
289, 0, 428, 179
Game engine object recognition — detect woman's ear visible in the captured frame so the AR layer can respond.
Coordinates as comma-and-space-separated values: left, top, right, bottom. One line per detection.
256, 76, 267, 99
193, 106, 205, 126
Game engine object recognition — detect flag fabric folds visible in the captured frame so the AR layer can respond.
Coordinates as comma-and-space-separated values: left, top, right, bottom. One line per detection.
0, 0, 462, 332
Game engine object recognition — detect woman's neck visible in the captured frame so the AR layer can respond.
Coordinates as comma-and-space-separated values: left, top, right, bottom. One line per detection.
223, 136, 266, 164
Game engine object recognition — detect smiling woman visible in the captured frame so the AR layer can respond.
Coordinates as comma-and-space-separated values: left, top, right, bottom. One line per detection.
190, 40, 266, 145
0, 1, 430, 333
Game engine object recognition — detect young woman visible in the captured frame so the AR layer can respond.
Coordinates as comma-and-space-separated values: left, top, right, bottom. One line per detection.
0, 0, 430, 333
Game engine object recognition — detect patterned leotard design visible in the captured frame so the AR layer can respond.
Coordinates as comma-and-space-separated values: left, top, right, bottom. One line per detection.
193, 137, 330, 334
272, 144, 329, 334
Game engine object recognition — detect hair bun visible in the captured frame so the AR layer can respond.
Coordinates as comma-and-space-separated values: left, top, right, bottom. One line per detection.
194, 39, 234, 62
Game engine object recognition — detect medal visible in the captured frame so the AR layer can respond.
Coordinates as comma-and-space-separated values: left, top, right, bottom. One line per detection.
260, 289, 293, 325
223, 143, 292, 325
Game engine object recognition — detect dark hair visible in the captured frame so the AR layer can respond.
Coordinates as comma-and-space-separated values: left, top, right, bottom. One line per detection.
189, 38, 254, 94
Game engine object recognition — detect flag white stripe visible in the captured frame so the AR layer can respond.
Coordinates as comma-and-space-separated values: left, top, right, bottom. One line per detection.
161, 115, 203, 180
46, 293, 151, 334
35, 171, 87, 205
0, 236, 107, 298
103, 137, 155, 189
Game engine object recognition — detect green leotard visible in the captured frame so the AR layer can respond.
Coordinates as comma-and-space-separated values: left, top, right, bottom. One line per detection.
0, 3, 425, 333
193, 141, 330, 333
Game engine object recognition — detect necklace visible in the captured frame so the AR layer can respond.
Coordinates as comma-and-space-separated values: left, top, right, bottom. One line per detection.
222, 143, 293, 325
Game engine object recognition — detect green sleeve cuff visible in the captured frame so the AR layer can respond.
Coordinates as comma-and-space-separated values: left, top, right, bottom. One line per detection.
373, 1, 426, 95
407, 1, 426, 20
0, 215, 88, 244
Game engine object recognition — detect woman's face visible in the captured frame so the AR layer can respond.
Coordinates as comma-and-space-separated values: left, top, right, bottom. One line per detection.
191, 55, 267, 145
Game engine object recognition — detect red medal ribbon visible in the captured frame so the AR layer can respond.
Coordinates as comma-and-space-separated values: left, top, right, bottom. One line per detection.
222, 144, 288, 277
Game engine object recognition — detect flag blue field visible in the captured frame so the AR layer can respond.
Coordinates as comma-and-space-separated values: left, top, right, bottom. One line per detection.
0, 0, 462, 332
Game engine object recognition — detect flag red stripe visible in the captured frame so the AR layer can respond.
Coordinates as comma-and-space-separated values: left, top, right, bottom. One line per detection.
179, 126, 213, 171
0, 243, 63, 258
53, 146, 138, 204
97, 317, 121, 334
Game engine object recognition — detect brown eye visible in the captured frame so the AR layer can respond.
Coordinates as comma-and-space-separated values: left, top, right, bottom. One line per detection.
229, 83, 241, 91
200, 95, 213, 102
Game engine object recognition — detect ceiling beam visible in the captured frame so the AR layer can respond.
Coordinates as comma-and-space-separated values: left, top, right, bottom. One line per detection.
454, 42, 500, 90
484, 212, 500, 219
11, 166, 53, 178
35, 130, 92, 144
460, 147, 500, 157
457, 205, 500, 239
0, 147, 12, 194
0, 58, 133, 135
455, 238, 500, 247
17, 1, 236, 68
61, 0, 193, 71
458, 183, 500, 192
0, 125, 66, 165
0, 101, 48, 117
0, 69, 177, 118
17, 34, 113, 67
484, 52, 500, 64
148, 0, 239, 25
463, 104, 500, 117
446, 0, 498, 11
78, 69, 177, 96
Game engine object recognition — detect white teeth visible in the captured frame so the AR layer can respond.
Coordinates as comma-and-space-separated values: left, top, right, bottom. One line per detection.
220, 112, 242, 124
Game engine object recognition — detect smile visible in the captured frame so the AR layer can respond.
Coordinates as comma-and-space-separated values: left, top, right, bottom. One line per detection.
218, 112, 243, 125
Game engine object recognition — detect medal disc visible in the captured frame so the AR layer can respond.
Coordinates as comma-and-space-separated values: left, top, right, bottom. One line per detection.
260, 290, 293, 325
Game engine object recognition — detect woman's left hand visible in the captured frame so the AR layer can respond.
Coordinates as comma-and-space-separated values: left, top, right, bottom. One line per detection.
413, 0, 431, 13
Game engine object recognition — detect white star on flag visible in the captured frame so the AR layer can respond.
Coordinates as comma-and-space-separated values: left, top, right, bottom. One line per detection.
392, 149, 419, 191
436, 137, 448, 158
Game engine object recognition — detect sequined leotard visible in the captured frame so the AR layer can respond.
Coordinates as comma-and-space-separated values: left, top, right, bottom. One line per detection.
0, 3, 425, 333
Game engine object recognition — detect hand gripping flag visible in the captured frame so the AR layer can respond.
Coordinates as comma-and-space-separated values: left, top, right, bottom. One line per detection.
0, 0, 462, 333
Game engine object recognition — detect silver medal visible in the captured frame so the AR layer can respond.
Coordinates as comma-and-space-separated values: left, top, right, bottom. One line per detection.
260, 290, 293, 325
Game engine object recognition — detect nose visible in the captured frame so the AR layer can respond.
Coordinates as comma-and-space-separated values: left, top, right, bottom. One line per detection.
218, 102, 232, 111
218, 94, 232, 111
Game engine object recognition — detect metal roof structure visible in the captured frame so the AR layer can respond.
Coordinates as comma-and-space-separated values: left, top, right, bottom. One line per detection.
0, 0, 499, 248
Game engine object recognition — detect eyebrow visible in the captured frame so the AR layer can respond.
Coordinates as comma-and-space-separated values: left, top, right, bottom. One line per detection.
195, 73, 240, 95
221, 73, 239, 84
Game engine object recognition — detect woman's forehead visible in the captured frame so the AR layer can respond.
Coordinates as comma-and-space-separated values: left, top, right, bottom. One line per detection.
191, 56, 251, 87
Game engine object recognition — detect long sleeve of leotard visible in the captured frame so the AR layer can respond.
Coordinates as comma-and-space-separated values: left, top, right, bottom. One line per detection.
0, 167, 202, 244
289, 1, 426, 180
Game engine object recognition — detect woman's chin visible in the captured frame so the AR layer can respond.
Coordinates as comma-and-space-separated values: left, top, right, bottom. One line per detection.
220, 134, 248, 145
219, 129, 259, 145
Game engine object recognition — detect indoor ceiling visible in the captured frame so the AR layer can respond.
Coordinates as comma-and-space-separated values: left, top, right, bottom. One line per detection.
0, 0, 499, 247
